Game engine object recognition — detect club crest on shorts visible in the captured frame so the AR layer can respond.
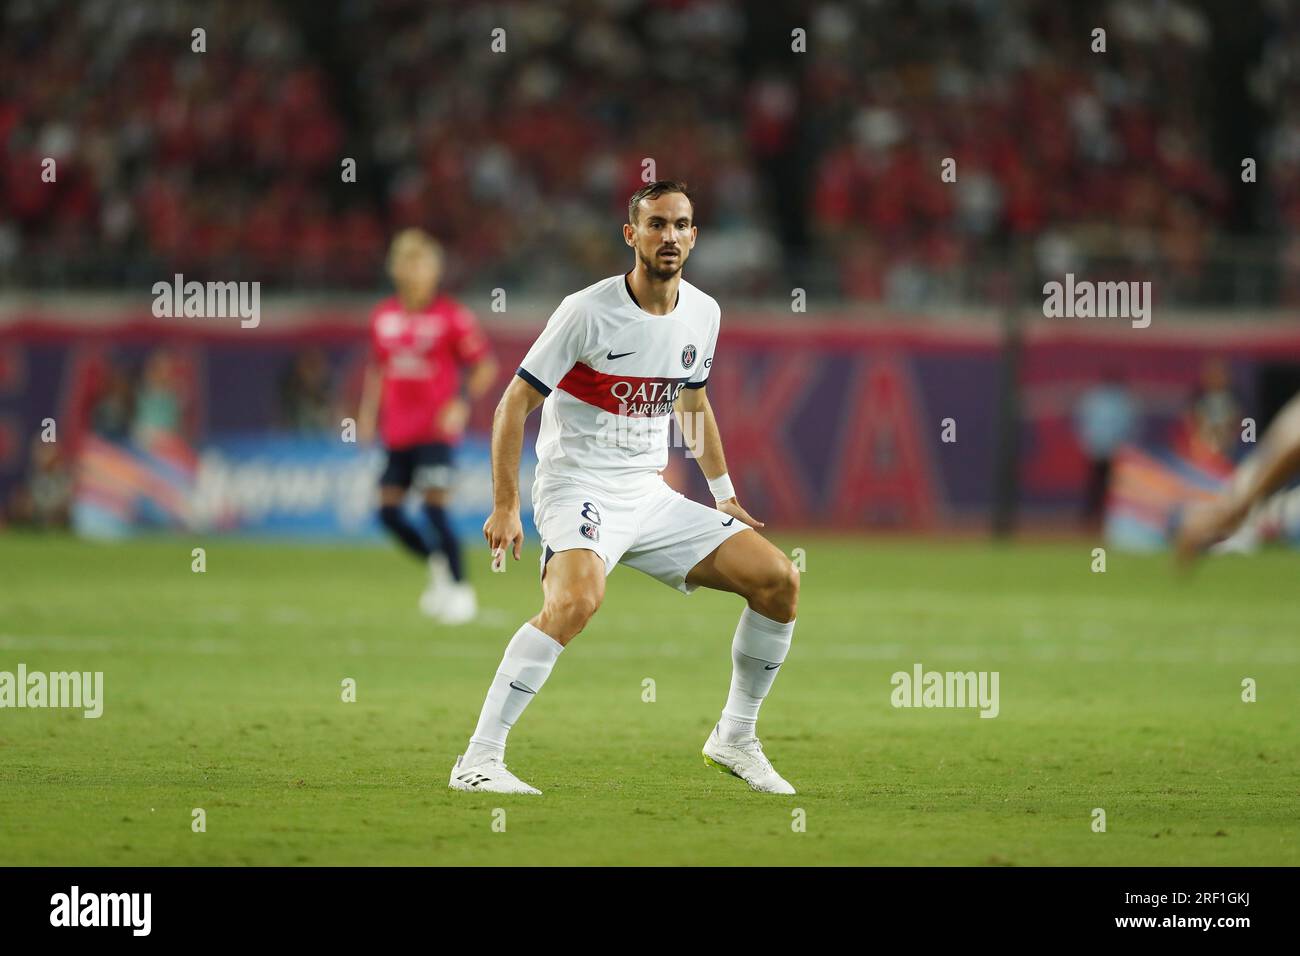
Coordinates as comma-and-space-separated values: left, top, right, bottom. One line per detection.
681, 344, 697, 369
580, 521, 600, 541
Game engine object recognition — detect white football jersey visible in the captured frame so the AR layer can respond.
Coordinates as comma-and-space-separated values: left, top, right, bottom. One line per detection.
517, 273, 720, 495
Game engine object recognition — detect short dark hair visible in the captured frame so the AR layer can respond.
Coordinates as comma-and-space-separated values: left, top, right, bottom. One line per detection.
628, 180, 694, 224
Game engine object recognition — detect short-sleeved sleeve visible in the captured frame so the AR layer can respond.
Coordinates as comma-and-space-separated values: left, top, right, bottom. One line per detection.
683, 307, 720, 389
449, 303, 491, 366
516, 296, 587, 397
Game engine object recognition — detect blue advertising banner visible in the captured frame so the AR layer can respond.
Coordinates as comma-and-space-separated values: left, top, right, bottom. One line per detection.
11, 315, 1300, 534
73, 432, 536, 542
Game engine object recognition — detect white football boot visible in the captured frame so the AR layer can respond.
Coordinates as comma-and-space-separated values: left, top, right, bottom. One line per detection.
448, 754, 541, 795
702, 725, 796, 794
418, 554, 452, 618
436, 581, 478, 625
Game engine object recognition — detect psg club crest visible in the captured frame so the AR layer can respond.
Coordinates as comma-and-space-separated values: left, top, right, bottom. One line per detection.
681, 344, 697, 369
580, 521, 600, 541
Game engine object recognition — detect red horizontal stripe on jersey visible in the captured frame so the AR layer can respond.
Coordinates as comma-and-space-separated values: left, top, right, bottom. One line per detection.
557, 362, 689, 417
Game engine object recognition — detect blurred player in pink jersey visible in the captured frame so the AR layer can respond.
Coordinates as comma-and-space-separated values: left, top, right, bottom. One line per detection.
359, 229, 498, 624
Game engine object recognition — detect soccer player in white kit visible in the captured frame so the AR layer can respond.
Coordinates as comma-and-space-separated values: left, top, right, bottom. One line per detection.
449, 181, 800, 795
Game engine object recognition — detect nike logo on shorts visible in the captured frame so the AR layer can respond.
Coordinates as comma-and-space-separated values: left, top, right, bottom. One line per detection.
721, 516, 735, 526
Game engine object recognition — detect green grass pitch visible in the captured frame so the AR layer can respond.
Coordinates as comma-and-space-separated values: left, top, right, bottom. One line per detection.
0, 533, 1296, 866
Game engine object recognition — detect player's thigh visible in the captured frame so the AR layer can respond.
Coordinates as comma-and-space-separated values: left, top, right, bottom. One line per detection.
531, 486, 635, 642
684, 525, 797, 600
541, 548, 606, 604
536, 548, 606, 644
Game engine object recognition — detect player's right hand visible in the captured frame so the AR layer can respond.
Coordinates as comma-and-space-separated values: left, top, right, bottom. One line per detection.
483, 507, 524, 561
716, 496, 765, 529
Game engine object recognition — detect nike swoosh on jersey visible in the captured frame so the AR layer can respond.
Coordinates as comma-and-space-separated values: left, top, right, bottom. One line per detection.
606, 350, 636, 359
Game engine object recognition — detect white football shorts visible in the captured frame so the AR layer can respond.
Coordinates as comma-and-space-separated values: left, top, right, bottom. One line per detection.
531, 474, 751, 594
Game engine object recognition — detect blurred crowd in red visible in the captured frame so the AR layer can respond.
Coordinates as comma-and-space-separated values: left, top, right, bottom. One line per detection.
0, 0, 1292, 302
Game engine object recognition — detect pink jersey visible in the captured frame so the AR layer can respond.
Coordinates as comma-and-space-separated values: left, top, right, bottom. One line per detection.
369, 294, 490, 449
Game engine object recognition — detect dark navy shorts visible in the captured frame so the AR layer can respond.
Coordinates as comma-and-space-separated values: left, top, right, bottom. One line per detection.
380, 442, 455, 491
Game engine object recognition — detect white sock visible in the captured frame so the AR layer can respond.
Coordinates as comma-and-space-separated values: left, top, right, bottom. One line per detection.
718, 606, 795, 743
463, 622, 564, 766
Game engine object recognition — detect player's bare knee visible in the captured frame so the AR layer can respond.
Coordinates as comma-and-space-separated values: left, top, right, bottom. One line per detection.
541, 588, 602, 641
773, 558, 800, 620
753, 557, 798, 622
564, 588, 603, 626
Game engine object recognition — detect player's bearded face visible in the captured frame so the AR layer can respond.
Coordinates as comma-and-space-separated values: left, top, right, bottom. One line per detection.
637, 241, 686, 280
629, 195, 695, 279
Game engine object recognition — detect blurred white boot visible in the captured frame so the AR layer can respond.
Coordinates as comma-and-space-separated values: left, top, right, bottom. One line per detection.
419, 553, 452, 618
437, 581, 478, 625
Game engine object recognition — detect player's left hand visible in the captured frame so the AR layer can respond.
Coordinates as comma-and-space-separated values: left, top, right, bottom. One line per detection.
438, 398, 470, 437
717, 497, 765, 529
